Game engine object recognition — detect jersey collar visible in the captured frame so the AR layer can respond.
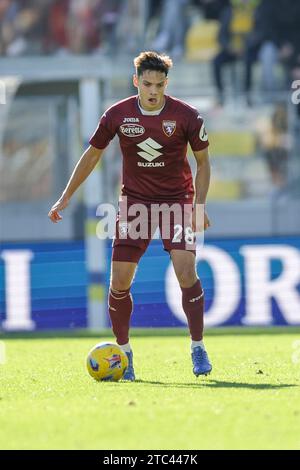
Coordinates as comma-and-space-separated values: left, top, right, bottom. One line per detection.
135, 95, 169, 116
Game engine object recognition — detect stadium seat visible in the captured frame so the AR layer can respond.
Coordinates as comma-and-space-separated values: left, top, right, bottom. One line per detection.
208, 178, 242, 200
209, 131, 256, 157
185, 20, 219, 62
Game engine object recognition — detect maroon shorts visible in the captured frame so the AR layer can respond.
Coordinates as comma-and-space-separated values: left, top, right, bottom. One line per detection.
112, 197, 196, 263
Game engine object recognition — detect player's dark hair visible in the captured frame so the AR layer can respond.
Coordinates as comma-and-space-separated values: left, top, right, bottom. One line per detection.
134, 51, 173, 77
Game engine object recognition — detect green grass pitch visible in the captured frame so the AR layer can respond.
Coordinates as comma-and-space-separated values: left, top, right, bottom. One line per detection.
0, 327, 300, 450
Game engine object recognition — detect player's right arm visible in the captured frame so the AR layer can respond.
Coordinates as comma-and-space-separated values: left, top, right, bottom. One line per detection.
49, 104, 117, 223
48, 145, 104, 223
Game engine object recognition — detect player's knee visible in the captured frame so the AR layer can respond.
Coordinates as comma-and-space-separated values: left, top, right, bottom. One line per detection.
176, 268, 198, 288
110, 261, 136, 292
110, 274, 132, 292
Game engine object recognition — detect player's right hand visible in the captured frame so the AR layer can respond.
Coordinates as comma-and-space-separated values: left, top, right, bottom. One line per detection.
48, 195, 69, 223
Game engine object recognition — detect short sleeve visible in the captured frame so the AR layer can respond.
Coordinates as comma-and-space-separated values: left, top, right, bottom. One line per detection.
187, 110, 209, 152
89, 109, 117, 149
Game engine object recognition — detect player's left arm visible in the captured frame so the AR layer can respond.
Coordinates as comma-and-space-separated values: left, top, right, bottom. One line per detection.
192, 147, 211, 233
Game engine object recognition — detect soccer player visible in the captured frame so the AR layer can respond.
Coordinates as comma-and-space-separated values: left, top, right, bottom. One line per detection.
48, 51, 212, 380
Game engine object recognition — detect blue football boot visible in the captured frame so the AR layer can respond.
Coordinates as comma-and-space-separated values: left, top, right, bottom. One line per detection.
123, 351, 135, 381
191, 346, 212, 377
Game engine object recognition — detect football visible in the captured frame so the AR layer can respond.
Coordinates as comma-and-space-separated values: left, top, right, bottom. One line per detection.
86, 342, 128, 381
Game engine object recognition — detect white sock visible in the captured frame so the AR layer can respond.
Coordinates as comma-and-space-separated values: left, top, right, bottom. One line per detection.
119, 342, 132, 354
191, 340, 205, 352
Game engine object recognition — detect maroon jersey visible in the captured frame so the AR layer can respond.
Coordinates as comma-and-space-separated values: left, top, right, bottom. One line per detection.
89, 95, 209, 202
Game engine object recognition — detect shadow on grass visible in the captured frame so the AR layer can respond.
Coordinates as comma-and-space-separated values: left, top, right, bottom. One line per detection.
133, 379, 299, 390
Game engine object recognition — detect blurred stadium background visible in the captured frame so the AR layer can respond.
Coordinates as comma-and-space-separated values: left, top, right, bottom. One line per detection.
0, 0, 299, 332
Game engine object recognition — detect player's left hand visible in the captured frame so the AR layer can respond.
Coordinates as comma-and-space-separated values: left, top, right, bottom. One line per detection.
192, 208, 211, 233
48, 194, 69, 223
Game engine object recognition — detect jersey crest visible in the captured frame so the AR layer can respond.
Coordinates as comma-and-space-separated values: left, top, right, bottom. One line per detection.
162, 120, 176, 137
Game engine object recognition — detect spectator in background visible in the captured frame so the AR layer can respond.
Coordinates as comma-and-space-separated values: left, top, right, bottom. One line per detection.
1, 0, 122, 56
275, 1, 300, 88
147, 0, 163, 22
257, 103, 290, 190
211, 0, 257, 105
0, 0, 49, 56
47, 0, 70, 53
48, 0, 120, 55
117, 0, 147, 54
97, 0, 121, 53
244, 0, 300, 105
196, 0, 225, 20
67, 0, 100, 54
244, 0, 279, 104
151, 0, 190, 59
0, 0, 19, 55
